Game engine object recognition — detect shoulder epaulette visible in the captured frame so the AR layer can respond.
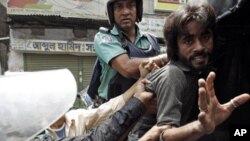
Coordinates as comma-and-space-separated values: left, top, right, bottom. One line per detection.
99, 27, 110, 33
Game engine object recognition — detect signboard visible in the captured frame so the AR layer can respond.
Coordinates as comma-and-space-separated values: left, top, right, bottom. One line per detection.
10, 28, 95, 55
7, 0, 108, 19
154, 0, 187, 11
139, 16, 166, 38
11, 38, 95, 54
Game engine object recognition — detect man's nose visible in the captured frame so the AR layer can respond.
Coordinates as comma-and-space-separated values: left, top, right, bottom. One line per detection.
121, 6, 130, 14
194, 39, 204, 51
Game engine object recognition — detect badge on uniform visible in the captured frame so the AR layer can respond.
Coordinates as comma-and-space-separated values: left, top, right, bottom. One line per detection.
101, 35, 112, 44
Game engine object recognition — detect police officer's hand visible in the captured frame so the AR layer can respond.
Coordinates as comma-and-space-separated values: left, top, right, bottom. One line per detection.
139, 60, 159, 79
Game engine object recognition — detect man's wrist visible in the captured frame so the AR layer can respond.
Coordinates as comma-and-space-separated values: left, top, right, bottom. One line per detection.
195, 121, 206, 135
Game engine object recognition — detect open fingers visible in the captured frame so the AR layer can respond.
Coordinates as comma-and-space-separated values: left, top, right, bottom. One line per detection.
227, 93, 250, 111
198, 78, 206, 88
198, 85, 208, 113
206, 72, 216, 97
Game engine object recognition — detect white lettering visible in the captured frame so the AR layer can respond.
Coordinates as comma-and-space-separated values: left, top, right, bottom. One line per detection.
234, 129, 241, 136
234, 129, 247, 136
242, 129, 247, 136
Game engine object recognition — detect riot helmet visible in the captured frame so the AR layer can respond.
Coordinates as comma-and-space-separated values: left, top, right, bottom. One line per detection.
106, 0, 143, 26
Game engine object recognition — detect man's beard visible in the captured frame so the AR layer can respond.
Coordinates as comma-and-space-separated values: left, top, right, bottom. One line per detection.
179, 50, 211, 70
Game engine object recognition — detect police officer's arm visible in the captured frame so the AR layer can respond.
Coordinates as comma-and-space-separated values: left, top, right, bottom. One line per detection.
111, 53, 167, 78
160, 72, 250, 141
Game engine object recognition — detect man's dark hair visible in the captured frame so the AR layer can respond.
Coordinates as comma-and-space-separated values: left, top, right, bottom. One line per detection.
163, 3, 216, 61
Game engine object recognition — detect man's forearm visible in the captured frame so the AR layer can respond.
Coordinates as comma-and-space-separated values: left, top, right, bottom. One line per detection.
55, 98, 146, 141
161, 121, 205, 141
88, 97, 146, 141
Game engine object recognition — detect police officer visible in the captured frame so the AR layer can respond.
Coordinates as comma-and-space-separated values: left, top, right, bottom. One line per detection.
93, 0, 168, 102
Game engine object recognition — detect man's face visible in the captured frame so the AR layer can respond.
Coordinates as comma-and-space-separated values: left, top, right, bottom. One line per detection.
177, 21, 213, 70
113, 0, 137, 31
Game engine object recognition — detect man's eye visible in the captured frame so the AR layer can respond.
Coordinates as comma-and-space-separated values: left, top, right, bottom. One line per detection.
114, 4, 123, 9
184, 38, 193, 45
128, 2, 136, 8
201, 34, 211, 41
201, 30, 213, 41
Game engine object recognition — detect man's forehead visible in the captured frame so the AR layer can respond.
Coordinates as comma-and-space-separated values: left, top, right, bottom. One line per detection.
179, 28, 211, 39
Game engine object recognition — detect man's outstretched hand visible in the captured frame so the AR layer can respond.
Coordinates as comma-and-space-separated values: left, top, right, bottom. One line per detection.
197, 71, 250, 134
